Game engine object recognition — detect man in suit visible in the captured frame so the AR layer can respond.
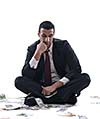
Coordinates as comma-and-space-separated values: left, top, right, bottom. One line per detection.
15, 21, 91, 106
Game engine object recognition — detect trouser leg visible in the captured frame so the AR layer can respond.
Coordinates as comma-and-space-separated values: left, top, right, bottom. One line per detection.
45, 73, 90, 105
14, 76, 60, 105
15, 76, 64, 104
56, 73, 91, 103
15, 76, 43, 98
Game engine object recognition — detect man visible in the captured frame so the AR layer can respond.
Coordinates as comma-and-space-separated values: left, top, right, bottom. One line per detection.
15, 21, 90, 106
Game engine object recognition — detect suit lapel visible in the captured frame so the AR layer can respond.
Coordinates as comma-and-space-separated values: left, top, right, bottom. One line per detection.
52, 40, 63, 76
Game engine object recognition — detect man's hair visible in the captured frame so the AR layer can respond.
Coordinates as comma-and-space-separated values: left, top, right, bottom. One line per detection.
38, 21, 55, 32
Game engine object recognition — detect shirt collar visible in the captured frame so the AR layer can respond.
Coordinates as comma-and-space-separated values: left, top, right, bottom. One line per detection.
48, 43, 53, 53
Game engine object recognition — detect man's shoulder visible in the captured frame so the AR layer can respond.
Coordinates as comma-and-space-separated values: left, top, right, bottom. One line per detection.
54, 38, 69, 46
27, 40, 40, 51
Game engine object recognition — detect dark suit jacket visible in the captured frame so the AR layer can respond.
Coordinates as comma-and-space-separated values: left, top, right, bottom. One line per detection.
22, 38, 82, 82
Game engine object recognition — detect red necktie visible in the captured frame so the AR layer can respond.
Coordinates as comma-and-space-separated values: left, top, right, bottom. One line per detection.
44, 51, 52, 86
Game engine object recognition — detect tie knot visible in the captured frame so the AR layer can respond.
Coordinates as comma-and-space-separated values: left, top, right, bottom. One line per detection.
45, 50, 50, 55
45, 49, 50, 52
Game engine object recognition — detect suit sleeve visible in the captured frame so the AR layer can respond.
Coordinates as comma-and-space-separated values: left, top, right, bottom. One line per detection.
63, 41, 82, 80
21, 45, 37, 79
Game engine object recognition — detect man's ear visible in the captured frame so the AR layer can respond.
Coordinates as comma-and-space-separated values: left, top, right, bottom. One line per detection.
38, 32, 40, 37
53, 30, 55, 35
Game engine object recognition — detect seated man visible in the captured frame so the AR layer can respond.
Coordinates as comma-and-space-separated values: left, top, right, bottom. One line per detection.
15, 21, 91, 106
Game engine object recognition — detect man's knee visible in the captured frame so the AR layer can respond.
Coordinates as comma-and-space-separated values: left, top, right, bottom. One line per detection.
15, 76, 23, 89
81, 73, 91, 86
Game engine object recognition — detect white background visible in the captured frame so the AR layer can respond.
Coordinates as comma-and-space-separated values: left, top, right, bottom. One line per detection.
0, 0, 100, 97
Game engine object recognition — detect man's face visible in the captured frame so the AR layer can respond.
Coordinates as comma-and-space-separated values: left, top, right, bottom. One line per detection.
38, 28, 55, 48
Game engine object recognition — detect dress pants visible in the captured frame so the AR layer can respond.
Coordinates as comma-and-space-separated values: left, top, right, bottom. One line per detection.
15, 73, 90, 105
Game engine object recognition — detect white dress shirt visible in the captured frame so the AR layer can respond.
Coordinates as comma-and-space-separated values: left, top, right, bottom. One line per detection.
29, 43, 69, 85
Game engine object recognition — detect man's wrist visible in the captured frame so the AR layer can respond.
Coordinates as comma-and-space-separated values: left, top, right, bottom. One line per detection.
34, 50, 42, 60
29, 56, 39, 68
52, 81, 64, 89
59, 77, 69, 85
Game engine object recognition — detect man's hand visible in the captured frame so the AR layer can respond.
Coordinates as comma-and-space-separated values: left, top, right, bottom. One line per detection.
34, 41, 47, 60
42, 85, 56, 96
42, 81, 64, 96
37, 41, 47, 54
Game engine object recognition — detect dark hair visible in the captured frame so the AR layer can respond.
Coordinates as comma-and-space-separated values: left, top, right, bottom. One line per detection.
38, 21, 55, 32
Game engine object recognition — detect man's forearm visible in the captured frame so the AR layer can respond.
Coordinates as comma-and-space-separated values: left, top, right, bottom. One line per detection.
52, 81, 64, 89
34, 50, 42, 61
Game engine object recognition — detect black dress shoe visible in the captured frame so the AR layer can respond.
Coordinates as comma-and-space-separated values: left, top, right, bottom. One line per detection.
24, 94, 37, 106
67, 95, 77, 105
